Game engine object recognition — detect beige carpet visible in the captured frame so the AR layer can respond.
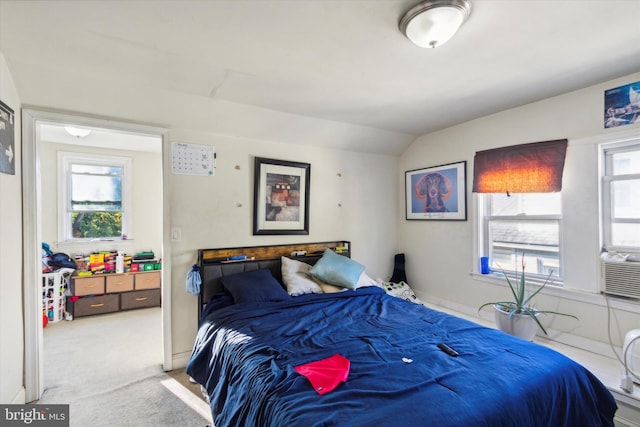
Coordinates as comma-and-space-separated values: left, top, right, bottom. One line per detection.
39, 307, 212, 427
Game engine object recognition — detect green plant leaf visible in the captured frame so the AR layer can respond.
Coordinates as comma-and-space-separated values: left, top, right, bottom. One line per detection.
499, 265, 519, 304
478, 252, 578, 337
520, 306, 548, 335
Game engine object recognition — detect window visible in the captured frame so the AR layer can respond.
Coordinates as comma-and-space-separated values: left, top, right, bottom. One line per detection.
59, 152, 132, 241
478, 192, 562, 280
602, 141, 640, 252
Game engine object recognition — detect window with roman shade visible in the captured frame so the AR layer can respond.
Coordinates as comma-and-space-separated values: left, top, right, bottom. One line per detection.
473, 139, 568, 194
474, 139, 568, 280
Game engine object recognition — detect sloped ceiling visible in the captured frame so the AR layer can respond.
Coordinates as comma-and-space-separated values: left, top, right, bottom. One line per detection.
1, 0, 640, 154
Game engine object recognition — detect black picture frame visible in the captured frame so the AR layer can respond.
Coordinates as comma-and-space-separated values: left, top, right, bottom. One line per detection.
253, 157, 310, 235
0, 100, 15, 175
405, 161, 467, 221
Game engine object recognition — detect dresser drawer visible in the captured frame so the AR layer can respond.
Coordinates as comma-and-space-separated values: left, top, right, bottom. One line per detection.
73, 294, 119, 317
120, 289, 160, 310
134, 271, 161, 290
106, 274, 134, 293
73, 276, 105, 296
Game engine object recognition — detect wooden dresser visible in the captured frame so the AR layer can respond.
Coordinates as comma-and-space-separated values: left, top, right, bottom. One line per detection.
70, 270, 161, 318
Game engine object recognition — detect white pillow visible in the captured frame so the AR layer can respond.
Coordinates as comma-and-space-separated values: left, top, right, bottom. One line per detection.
357, 271, 379, 288
281, 257, 323, 296
382, 281, 422, 304
318, 271, 378, 293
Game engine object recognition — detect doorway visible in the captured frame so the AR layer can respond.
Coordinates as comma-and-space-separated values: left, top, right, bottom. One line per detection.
22, 109, 172, 402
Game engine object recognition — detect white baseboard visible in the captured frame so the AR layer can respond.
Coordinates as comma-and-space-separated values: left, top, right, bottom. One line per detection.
615, 416, 640, 427
10, 386, 25, 404
171, 351, 192, 370
613, 390, 640, 426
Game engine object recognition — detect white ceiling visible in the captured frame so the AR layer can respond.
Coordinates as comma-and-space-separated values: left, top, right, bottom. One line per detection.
39, 124, 162, 153
1, 0, 640, 155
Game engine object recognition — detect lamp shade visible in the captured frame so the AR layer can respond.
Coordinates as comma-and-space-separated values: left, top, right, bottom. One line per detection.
399, 0, 471, 48
472, 139, 568, 193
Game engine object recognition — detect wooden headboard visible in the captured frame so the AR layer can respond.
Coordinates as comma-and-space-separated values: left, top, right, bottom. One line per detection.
197, 240, 350, 320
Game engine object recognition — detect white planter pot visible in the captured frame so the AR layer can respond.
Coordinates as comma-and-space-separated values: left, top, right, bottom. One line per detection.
493, 304, 539, 341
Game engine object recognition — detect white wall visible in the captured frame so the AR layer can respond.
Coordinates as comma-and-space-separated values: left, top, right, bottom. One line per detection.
11, 54, 637, 383
399, 71, 640, 350
0, 52, 24, 403
39, 142, 162, 259
167, 128, 399, 365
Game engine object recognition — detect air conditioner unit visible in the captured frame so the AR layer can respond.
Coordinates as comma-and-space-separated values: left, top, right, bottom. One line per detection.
623, 329, 640, 385
600, 252, 640, 299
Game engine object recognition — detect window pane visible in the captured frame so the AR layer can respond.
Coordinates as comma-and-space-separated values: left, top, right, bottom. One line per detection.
71, 174, 122, 211
611, 179, 640, 219
71, 164, 122, 175
603, 144, 640, 251
488, 220, 559, 277
611, 223, 640, 248
611, 150, 640, 175
71, 212, 122, 238
490, 193, 561, 216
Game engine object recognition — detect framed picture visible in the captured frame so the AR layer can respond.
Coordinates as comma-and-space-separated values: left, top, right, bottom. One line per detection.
0, 100, 15, 175
604, 80, 640, 128
253, 157, 310, 235
405, 161, 467, 221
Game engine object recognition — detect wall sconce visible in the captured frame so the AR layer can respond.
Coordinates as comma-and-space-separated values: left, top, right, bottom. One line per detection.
399, 0, 471, 48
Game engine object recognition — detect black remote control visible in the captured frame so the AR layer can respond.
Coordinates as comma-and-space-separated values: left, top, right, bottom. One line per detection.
437, 343, 459, 357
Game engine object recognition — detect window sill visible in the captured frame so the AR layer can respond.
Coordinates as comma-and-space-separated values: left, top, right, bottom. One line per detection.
55, 238, 134, 247
470, 272, 640, 315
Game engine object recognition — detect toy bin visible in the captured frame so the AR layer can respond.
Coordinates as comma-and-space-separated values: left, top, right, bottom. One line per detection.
42, 269, 73, 323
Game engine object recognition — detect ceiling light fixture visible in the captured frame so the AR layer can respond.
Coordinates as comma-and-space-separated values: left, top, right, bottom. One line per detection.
399, 0, 471, 49
64, 126, 92, 138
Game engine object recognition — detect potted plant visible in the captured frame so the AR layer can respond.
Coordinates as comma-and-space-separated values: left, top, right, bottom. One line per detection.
478, 253, 577, 341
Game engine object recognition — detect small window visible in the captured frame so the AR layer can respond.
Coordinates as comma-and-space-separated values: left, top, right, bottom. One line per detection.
479, 192, 562, 280
602, 142, 640, 251
59, 152, 131, 241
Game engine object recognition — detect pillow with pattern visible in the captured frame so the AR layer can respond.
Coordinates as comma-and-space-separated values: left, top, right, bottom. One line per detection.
382, 281, 421, 304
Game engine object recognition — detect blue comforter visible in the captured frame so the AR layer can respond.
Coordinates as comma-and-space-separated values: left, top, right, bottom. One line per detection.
187, 287, 616, 427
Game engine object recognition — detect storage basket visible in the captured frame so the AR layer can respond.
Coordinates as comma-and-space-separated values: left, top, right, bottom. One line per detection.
42, 269, 73, 322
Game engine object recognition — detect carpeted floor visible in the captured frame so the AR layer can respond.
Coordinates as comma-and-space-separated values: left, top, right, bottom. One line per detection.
39, 307, 212, 427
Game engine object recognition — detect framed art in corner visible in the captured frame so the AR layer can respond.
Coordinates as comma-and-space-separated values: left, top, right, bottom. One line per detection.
0, 100, 15, 175
405, 161, 467, 221
604, 80, 640, 128
253, 157, 310, 235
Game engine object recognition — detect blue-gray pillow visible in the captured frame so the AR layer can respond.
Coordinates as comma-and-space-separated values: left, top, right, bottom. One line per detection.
308, 248, 365, 290
220, 269, 290, 304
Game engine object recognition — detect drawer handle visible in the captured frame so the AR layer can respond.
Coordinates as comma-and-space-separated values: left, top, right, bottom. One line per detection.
85, 284, 97, 288
135, 297, 148, 301
90, 303, 105, 308
115, 282, 126, 285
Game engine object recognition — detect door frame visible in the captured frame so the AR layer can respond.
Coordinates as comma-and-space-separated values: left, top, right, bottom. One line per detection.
22, 108, 172, 402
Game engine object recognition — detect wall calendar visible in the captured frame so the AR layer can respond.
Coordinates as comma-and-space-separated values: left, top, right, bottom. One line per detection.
171, 142, 215, 176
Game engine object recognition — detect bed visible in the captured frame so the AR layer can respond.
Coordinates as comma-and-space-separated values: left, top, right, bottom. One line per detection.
186, 241, 617, 426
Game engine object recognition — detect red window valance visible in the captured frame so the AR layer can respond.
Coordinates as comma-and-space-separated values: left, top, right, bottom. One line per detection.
472, 139, 568, 193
